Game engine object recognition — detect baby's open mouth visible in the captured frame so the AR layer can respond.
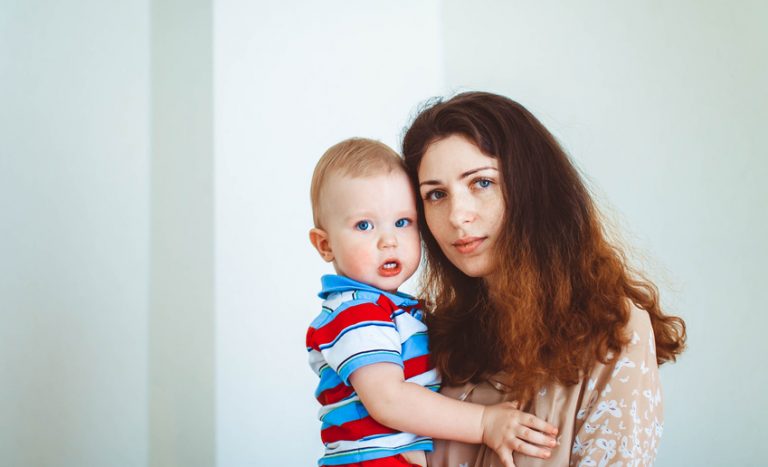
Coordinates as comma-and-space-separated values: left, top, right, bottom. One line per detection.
378, 260, 401, 277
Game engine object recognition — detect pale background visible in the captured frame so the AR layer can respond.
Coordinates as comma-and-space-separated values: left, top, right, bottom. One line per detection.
1, 0, 765, 466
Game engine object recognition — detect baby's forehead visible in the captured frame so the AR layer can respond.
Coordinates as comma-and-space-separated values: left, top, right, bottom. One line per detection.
317, 169, 416, 218
322, 167, 412, 193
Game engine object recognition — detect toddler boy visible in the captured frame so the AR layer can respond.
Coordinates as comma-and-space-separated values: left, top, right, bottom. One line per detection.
306, 138, 435, 466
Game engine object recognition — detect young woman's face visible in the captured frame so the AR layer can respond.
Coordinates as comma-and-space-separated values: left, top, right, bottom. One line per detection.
418, 134, 505, 279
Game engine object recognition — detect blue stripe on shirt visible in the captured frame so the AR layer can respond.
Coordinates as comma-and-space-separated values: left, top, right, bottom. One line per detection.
338, 350, 402, 385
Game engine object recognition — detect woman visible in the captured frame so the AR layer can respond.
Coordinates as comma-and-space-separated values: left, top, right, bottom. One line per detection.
401, 92, 686, 466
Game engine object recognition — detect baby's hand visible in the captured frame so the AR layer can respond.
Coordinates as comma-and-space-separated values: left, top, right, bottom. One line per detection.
480, 401, 558, 467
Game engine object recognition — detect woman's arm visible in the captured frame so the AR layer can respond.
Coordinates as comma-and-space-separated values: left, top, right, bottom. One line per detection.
350, 362, 558, 465
570, 309, 664, 466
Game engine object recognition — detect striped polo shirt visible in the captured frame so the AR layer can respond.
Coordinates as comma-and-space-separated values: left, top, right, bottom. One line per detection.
306, 274, 441, 466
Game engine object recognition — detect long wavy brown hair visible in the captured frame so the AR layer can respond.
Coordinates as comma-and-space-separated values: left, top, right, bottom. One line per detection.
402, 92, 686, 402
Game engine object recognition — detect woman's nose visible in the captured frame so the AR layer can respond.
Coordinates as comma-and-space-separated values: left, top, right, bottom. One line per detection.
448, 194, 476, 228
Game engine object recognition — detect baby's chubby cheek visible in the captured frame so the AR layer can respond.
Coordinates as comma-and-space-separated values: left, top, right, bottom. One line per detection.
338, 248, 375, 278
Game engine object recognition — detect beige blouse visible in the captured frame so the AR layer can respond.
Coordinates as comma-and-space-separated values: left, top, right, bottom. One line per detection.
428, 307, 663, 467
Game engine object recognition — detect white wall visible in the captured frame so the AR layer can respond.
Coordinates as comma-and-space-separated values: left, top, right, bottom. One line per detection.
213, 1, 445, 464
0, 1, 150, 466
441, 1, 768, 465
5, 1, 764, 465
150, 0, 215, 466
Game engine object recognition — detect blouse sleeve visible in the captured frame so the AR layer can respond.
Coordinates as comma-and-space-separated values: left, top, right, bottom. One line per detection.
570, 308, 664, 467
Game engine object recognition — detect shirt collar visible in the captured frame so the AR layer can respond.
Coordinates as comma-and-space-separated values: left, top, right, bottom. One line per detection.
318, 274, 417, 305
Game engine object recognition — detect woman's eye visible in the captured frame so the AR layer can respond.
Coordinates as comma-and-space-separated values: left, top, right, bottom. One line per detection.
475, 178, 493, 189
355, 220, 373, 231
395, 218, 411, 228
425, 190, 446, 201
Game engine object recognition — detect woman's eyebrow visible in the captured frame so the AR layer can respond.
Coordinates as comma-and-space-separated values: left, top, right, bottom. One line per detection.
460, 166, 498, 179
420, 166, 498, 187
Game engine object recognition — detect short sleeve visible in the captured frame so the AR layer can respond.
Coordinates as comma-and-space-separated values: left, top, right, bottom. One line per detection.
308, 299, 403, 385
570, 309, 664, 467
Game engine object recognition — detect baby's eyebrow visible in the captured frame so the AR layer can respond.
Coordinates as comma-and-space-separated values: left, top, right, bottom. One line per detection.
343, 212, 374, 221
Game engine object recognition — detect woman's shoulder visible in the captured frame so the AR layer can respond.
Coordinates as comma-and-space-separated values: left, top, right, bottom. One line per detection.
627, 302, 652, 328
588, 304, 657, 379
623, 303, 656, 350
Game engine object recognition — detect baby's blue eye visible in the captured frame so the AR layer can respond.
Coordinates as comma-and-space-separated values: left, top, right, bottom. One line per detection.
395, 218, 411, 228
355, 220, 373, 231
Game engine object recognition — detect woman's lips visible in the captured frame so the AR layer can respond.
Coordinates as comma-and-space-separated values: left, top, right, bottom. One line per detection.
453, 236, 485, 254
378, 259, 402, 277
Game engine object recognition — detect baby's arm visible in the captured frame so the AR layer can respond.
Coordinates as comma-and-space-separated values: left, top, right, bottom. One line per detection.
350, 363, 558, 466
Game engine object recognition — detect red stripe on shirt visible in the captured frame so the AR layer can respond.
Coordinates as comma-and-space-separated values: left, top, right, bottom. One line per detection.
317, 381, 355, 406
308, 302, 394, 349
321, 416, 398, 444
403, 354, 431, 380
331, 454, 418, 467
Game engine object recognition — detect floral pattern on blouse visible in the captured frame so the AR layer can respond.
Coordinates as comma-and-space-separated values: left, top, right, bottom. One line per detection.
427, 307, 664, 467
569, 309, 663, 467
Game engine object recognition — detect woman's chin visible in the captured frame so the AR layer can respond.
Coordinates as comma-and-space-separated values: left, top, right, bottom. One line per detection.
453, 260, 495, 280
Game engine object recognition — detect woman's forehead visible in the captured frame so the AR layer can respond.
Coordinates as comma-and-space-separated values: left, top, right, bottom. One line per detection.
419, 135, 498, 178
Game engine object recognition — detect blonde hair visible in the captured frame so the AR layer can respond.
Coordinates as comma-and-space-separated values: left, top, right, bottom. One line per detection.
310, 138, 405, 227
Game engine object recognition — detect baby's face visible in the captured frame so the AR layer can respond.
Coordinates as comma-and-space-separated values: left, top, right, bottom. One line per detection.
319, 169, 421, 292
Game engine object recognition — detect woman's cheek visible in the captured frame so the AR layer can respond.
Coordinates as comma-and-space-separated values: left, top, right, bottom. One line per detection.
487, 196, 505, 237
424, 205, 447, 245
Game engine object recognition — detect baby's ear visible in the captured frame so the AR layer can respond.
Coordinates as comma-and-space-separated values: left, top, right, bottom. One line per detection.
309, 228, 334, 263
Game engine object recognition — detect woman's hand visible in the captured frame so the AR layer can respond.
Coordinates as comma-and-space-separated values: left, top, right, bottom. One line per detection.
480, 401, 559, 467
